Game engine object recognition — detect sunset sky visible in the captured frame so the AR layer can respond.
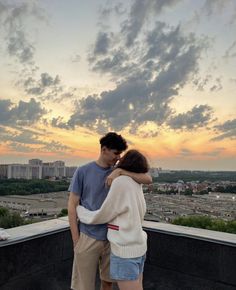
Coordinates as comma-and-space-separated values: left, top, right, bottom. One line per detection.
0, 0, 236, 170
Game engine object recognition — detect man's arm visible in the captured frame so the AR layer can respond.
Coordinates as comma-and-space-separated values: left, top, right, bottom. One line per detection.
68, 192, 80, 248
106, 168, 152, 186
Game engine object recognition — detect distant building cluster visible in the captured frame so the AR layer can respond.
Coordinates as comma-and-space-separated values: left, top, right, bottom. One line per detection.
149, 167, 171, 177
148, 180, 236, 195
144, 192, 236, 223
0, 159, 77, 180
0, 191, 69, 218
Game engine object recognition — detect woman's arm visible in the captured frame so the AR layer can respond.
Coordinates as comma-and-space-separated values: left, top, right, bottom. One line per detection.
106, 168, 152, 186
77, 177, 128, 224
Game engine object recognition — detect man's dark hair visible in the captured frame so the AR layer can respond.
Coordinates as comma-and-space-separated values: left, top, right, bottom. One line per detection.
116, 149, 149, 173
100, 132, 128, 152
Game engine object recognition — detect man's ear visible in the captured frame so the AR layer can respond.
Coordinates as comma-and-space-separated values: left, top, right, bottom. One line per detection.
101, 146, 107, 153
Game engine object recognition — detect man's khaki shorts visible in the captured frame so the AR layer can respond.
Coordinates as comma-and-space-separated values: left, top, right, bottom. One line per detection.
71, 232, 112, 290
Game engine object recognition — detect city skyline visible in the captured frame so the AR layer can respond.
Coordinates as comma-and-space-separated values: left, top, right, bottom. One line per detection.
0, 158, 235, 172
0, 0, 236, 170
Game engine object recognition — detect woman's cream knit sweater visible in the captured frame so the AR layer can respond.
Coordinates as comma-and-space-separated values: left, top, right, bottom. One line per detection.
77, 175, 147, 258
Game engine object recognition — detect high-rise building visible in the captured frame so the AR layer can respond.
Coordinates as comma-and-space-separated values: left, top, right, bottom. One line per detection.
0, 164, 8, 179
0, 160, 77, 180
29, 159, 43, 166
7, 164, 31, 179
66, 166, 77, 178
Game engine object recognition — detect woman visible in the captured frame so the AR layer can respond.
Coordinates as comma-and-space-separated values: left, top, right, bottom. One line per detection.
76, 149, 149, 290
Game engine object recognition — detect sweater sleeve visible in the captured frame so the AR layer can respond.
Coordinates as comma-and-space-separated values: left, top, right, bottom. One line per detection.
76, 177, 128, 224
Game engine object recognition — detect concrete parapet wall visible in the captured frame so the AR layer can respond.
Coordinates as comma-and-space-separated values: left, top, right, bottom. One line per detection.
0, 219, 235, 290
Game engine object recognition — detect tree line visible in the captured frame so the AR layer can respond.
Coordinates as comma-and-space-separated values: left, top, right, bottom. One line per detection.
0, 207, 26, 228
0, 179, 70, 196
153, 171, 236, 183
172, 215, 236, 234
0, 207, 68, 229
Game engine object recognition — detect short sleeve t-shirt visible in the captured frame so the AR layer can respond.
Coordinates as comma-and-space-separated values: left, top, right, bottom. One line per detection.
68, 161, 112, 240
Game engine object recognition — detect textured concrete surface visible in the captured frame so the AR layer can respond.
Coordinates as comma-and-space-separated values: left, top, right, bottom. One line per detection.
0, 219, 235, 290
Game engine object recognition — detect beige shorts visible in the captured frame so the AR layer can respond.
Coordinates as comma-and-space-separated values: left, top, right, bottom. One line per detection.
71, 232, 112, 290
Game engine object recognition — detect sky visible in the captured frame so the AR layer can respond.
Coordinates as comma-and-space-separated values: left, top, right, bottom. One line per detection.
0, 0, 236, 170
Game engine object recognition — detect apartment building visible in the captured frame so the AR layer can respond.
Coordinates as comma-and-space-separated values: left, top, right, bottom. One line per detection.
0, 160, 77, 179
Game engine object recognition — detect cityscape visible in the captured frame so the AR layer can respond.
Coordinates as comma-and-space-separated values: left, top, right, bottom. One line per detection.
0, 159, 235, 224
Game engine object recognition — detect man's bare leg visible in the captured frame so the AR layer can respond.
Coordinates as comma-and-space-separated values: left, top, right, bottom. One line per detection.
100, 280, 113, 290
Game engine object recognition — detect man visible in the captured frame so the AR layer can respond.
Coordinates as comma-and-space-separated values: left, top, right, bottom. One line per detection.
68, 132, 152, 290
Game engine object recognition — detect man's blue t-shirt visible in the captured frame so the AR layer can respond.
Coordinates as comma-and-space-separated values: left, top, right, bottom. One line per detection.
68, 161, 112, 240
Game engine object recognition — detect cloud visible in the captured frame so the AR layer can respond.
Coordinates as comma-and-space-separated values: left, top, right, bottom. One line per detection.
202, 148, 225, 157
94, 32, 111, 55
179, 147, 225, 157
0, 127, 45, 151
90, 21, 206, 82
1, 127, 71, 154
193, 75, 212, 91
215, 119, 236, 131
9, 142, 35, 153
90, 48, 129, 77
0, 125, 72, 154
99, 2, 126, 21
51, 117, 69, 129
53, 18, 207, 134
8, 140, 71, 153
192, 75, 223, 92
202, 0, 233, 17
230, 7, 236, 24
211, 130, 236, 141
209, 77, 223, 92
121, 0, 181, 47
179, 148, 193, 156
7, 30, 35, 63
0, 98, 47, 127
7, 129, 45, 145
0, 1, 46, 64
168, 105, 214, 130
41, 141, 71, 152
20, 71, 82, 103
71, 54, 81, 63
138, 130, 159, 138
230, 78, 236, 84
212, 119, 236, 141
22, 72, 62, 100
223, 40, 236, 59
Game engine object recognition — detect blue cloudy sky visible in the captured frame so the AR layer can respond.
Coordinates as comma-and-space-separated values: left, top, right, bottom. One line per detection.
0, 0, 236, 170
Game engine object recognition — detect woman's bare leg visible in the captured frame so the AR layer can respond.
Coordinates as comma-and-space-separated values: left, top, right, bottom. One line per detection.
117, 276, 143, 290
138, 273, 143, 285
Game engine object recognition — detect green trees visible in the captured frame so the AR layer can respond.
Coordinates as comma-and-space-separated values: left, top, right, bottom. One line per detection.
172, 215, 236, 234
215, 185, 236, 193
0, 207, 25, 229
0, 179, 69, 196
184, 189, 193, 195
58, 208, 68, 217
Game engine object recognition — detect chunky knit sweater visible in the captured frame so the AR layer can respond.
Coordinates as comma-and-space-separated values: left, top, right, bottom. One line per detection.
77, 175, 147, 258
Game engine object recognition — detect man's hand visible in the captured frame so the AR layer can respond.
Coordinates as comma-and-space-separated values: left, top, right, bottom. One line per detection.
73, 236, 80, 249
68, 192, 80, 249
105, 168, 122, 187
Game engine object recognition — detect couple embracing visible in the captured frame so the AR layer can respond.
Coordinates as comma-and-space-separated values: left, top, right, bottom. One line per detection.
68, 132, 152, 290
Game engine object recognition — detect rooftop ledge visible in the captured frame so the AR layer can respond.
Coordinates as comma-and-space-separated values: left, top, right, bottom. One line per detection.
1, 218, 236, 290
1, 217, 235, 247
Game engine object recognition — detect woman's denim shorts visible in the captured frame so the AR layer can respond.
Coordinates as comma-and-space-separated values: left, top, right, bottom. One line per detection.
110, 252, 146, 281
